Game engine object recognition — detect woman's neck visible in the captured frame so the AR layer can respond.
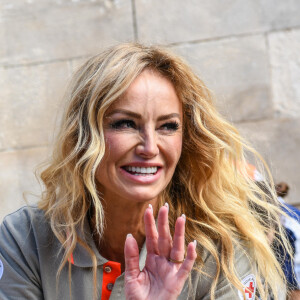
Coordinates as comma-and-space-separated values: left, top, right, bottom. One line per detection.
90, 196, 158, 269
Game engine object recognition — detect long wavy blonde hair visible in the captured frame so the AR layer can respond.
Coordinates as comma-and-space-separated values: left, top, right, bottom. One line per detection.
39, 43, 288, 299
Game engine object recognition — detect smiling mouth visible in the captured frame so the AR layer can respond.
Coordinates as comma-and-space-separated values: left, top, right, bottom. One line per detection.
122, 166, 160, 176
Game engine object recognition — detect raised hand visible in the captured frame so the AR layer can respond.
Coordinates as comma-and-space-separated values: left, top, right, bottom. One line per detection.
124, 203, 197, 300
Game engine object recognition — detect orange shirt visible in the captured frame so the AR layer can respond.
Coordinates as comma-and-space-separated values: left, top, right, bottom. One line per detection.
69, 253, 121, 300
101, 261, 122, 300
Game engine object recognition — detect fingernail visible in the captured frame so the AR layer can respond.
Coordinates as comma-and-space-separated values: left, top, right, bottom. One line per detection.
193, 240, 197, 248
181, 214, 186, 221
164, 202, 169, 212
148, 203, 153, 210
127, 233, 133, 239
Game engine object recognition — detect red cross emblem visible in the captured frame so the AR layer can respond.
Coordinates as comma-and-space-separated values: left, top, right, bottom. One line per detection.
245, 281, 254, 298
238, 274, 256, 300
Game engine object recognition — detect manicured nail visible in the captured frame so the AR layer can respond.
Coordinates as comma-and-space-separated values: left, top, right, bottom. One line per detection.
181, 214, 186, 221
148, 203, 153, 211
193, 240, 197, 248
164, 202, 169, 211
127, 233, 133, 239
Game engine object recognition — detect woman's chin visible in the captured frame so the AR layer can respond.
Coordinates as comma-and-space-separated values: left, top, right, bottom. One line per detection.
123, 188, 160, 203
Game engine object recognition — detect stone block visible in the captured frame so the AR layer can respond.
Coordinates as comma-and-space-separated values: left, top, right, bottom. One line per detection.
135, 0, 300, 44
0, 0, 134, 65
268, 29, 300, 117
0, 147, 49, 222
236, 118, 300, 206
136, 0, 266, 44
0, 60, 72, 150
172, 35, 272, 122
262, 0, 300, 30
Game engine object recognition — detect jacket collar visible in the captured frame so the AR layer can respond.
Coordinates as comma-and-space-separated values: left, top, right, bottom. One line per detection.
71, 217, 147, 270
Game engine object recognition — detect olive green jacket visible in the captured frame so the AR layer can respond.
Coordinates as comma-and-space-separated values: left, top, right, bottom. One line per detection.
0, 206, 258, 299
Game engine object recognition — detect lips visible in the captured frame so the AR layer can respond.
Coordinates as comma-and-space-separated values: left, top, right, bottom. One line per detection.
122, 166, 159, 176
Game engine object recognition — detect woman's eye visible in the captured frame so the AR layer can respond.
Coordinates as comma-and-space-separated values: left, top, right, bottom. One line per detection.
110, 119, 137, 130
159, 122, 180, 131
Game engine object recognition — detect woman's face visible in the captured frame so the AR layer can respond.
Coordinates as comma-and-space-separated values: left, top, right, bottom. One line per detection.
96, 69, 183, 204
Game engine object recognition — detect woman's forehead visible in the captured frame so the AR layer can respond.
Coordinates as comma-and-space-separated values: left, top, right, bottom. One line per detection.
107, 70, 181, 114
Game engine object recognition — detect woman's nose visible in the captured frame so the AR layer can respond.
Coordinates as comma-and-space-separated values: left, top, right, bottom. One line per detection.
136, 130, 159, 158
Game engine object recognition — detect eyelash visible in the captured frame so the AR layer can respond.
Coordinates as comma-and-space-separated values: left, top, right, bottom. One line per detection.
110, 119, 180, 132
160, 122, 180, 131
110, 119, 136, 130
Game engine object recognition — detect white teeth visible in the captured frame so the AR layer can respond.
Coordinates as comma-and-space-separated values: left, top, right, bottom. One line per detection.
125, 166, 158, 175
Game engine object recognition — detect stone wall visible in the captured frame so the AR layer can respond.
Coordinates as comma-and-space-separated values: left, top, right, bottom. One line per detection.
1, 0, 300, 221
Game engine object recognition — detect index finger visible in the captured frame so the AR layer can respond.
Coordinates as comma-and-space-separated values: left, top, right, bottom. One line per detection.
144, 204, 159, 255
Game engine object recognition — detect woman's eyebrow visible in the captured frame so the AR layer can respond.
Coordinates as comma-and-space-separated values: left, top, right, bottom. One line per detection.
157, 113, 181, 121
106, 109, 141, 119
106, 109, 181, 121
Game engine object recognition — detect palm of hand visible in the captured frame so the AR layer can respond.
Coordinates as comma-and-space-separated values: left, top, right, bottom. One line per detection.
124, 204, 197, 300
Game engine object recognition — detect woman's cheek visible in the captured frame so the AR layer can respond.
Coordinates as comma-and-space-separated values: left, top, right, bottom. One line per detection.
165, 135, 183, 163
104, 132, 137, 157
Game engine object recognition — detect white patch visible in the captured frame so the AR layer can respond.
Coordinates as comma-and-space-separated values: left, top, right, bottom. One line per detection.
238, 274, 256, 300
0, 259, 3, 280
253, 170, 264, 181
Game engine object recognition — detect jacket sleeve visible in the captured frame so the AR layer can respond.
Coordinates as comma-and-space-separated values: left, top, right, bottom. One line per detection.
199, 243, 258, 300
0, 208, 44, 300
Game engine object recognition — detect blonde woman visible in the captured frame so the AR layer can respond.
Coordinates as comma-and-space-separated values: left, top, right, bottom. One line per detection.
0, 43, 287, 300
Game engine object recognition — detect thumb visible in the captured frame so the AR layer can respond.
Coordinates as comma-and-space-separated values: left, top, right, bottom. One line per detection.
124, 234, 140, 281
